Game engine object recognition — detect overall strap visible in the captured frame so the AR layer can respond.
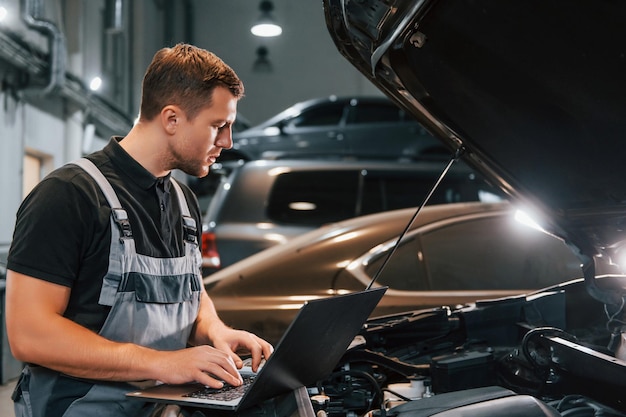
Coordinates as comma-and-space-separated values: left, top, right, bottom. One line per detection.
71, 158, 133, 240
170, 178, 198, 245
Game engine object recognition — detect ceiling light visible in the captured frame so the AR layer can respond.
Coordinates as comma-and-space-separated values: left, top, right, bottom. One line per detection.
251, 0, 282, 37
0, 6, 8, 22
89, 76, 102, 91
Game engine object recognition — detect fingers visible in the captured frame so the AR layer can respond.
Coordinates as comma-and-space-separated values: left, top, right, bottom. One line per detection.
249, 335, 274, 372
202, 326, 275, 372
200, 359, 243, 388
218, 331, 274, 372
157, 346, 243, 388
196, 348, 243, 388
228, 350, 244, 369
195, 362, 243, 389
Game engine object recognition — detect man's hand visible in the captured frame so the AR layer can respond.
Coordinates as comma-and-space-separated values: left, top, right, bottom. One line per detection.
151, 345, 245, 388
209, 325, 274, 372
190, 291, 274, 375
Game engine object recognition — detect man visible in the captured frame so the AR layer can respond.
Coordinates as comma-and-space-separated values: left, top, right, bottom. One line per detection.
5, 43, 273, 417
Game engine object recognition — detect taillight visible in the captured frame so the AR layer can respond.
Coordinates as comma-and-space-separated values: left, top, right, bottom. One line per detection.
201, 231, 221, 269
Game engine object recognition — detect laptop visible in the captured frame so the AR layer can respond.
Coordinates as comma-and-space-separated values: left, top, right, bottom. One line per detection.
126, 287, 387, 411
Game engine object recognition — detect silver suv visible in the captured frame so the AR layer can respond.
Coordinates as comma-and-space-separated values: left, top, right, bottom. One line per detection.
199, 159, 502, 275
219, 96, 448, 162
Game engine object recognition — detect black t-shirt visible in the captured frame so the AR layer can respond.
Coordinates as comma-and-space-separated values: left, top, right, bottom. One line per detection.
7, 137, 202, 332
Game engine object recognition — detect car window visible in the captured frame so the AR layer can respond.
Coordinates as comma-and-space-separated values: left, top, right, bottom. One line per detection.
267, 171, 359, 225
285, 103, 345, 128
360, 174, 432, 214
360, 171, 495, 214
420, 216, 581, 290
266, 169, 500, 227
367, 215, 581, 292
348, 102, 403, 124
366, 238, 430, 291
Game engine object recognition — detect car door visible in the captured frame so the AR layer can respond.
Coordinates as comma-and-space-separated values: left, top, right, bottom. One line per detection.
417, 215, 582, 292
342, 99, 445, 160
273, 101, 351, 158
352, 211, 582, 316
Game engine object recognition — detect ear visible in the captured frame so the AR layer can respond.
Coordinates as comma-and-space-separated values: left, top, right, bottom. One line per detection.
161, 105, 181, 135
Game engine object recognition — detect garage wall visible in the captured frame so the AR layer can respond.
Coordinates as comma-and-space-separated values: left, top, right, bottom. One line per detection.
0, 92, 24, 250
0, 94, 81, 251
0, 0, 108, 251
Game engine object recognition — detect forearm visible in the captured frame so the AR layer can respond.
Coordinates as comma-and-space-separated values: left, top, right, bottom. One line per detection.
11, 313, 163, 382
188, 289, 229, 346
6, 271, 163, 382
9, 307, 244, 388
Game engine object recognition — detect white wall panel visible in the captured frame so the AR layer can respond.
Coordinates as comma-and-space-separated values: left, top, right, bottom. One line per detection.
0, 92, 24, 247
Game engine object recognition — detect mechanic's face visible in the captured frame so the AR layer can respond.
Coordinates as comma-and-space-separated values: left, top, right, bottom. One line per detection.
171, 86, 237, 178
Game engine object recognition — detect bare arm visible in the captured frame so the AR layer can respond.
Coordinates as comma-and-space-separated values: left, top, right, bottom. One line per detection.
5, 271, 243, 388
189, 288, 274, 372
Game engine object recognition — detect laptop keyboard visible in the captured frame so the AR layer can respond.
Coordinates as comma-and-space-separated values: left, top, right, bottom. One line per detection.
184, 375, 256, 402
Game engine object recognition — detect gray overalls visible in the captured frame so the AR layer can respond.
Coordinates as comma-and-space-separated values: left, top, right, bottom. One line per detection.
13, 158, 203, 417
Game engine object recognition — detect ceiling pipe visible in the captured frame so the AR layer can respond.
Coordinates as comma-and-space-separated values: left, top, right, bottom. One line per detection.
0, 30, 132, 138
20, 0, 66, 95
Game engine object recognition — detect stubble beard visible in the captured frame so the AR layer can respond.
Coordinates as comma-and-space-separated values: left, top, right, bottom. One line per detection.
180, 159, 210, 178
170, 146, 210, 178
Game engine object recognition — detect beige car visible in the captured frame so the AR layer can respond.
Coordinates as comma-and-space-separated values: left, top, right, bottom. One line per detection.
204, 201, 581, 344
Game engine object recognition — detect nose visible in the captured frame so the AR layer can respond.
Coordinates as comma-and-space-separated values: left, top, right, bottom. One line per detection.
216, 125, 233, 150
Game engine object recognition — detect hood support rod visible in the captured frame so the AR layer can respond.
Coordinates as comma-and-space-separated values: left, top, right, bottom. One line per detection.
367, 147, 465, 290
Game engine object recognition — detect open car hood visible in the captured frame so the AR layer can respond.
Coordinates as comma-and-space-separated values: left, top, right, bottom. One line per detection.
323, 0, 626, 305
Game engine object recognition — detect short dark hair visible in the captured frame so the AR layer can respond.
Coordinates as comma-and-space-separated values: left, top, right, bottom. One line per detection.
139, 43, 244, 121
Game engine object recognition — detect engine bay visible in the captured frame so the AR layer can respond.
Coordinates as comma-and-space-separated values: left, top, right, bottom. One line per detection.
309, 276, 626, 417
